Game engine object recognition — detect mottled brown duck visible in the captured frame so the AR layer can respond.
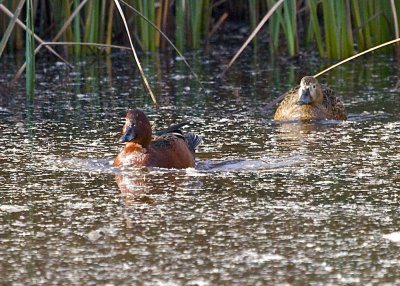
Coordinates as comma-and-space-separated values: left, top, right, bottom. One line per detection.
274, 76, 347, 121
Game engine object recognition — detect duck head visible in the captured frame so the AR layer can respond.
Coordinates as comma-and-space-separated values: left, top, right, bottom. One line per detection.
297, 76, 323, 106
120, 109, 152, 148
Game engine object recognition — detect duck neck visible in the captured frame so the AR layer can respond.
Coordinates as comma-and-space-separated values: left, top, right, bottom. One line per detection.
136, 122, 152, 148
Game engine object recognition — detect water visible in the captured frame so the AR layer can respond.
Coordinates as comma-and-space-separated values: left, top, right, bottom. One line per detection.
1, 51, 400, 285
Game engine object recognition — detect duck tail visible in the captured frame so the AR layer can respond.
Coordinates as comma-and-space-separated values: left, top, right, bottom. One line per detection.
184, 133, 202, 152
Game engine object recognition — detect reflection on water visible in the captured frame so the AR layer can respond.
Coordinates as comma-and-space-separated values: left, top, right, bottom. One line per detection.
1, 52, 400, 285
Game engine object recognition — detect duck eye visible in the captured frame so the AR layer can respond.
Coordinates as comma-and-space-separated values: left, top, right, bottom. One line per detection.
312, 84, 316, 89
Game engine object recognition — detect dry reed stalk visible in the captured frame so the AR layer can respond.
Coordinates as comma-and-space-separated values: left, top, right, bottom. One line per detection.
114, 0, 158, 108
0, 3, 71, 70
219, 0, 285, 77
0, 0, 25, 57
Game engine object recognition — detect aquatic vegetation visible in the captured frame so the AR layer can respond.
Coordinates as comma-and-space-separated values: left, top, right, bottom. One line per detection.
1, 0, 400, 103
113, 0, 158, 106
0, 0, 399, 57
25, 0, 34, 99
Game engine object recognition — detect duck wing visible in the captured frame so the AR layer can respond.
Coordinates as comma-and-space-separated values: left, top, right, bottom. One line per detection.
281, 86, 300, 105
154, 122, 189, 136
154, 122, 201, 152
322, 87, 347, 120
273, 86, 300, 120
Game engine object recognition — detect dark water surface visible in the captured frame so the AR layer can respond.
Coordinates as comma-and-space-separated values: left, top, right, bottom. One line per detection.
1, 51, 400, 285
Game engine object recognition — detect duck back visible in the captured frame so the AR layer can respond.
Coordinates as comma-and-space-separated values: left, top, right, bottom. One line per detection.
148, 134, 196, 168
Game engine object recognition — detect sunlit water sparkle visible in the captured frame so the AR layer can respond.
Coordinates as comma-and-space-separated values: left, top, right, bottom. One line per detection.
0, 52, 400, 285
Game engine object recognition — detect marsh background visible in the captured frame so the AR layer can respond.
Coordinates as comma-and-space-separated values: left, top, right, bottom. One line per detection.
1, 0, 400, 285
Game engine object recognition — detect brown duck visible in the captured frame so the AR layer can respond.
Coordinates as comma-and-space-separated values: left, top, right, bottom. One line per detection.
113, 109, 201, 169
274, 76, 347, 121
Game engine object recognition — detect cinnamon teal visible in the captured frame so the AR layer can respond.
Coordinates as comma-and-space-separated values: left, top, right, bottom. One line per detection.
113, 109, 201, 169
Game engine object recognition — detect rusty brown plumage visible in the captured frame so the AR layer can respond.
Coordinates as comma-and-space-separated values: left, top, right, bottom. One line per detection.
113, 109, 201, 169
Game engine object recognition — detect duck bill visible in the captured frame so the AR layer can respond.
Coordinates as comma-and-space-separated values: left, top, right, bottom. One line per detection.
297, 89, 312, 105
120, 126, 135, 143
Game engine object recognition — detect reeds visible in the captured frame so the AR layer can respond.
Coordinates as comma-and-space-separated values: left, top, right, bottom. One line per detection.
114, 0, 158, 107
0, 0, 24, 57
256, 0, 399, 58
73, 0, 82, 55
1, 0, 399, 59
25, 0, 34, 98
175, 0, 185, 51
137, 0, 155, 51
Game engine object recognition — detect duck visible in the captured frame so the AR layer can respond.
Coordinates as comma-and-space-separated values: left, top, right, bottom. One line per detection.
113, 109, 201, 169
273, 76, 347, 121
